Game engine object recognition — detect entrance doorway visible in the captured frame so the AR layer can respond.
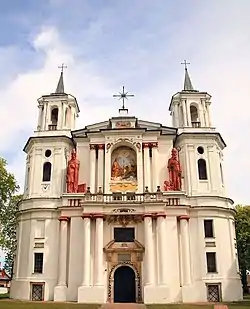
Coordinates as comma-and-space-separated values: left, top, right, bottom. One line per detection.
114, 266, 136, 303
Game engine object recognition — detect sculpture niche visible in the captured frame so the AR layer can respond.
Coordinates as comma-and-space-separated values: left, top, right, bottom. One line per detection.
66, 149, 80, 193
164, 148, 182, 191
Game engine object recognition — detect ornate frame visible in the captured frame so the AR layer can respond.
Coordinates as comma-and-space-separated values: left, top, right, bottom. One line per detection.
108, 261, 141, 303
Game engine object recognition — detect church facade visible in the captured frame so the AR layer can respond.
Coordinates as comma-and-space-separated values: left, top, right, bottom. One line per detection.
10, 67, 243, 304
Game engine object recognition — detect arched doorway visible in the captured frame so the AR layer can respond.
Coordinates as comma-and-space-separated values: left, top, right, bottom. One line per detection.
114, 266, 136, 303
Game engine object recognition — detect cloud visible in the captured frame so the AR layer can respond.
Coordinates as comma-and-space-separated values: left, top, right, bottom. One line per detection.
0, 1, 250, 205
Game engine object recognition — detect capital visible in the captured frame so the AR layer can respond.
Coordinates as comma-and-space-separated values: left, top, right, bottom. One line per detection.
82, 213, 92, 219
97, 144, 105, 150
92, 213, 104, 219
89, 144, 96, 150
178, 215, 190, 221
58, 216, 69, 222
155, 212, 166, 218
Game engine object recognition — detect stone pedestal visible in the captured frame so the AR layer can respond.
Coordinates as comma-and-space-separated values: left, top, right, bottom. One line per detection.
144, 285, 170, 304
54, 285, 67, 302
78, 286, 105, 303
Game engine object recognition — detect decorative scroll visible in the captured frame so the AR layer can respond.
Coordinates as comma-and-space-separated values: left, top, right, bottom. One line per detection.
106, 209, 143, 226
164, 148, 182, 191
116, 121, 131, 128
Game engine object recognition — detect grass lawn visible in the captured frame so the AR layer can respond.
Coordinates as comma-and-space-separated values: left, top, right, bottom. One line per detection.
0, 301, 101, 309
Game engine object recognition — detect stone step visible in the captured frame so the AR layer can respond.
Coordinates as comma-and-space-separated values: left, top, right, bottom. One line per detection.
214, 305, 228, 309
101, 303, 146, 309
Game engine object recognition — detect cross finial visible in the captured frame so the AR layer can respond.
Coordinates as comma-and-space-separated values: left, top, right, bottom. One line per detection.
181, 60, 190, 70
58, 63, 67, 73
113, 86, 134, 110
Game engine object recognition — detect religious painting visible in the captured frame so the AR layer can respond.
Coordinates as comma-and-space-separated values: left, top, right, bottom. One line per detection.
111, 146, 137, 182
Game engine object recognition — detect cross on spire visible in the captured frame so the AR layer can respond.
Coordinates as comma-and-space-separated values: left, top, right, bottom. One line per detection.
113, 86, 134, 110
58, 63, 67, 73
181, 60, 190, 70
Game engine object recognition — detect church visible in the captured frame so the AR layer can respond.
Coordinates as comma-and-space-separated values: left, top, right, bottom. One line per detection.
10, 64, 243, 304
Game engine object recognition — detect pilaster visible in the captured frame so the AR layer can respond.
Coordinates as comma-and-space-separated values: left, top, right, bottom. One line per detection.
143, 144, 151, 192
156, 213, 167, 285
54, 216, 69, 302
144, 214, 156, 285
151, 143, 159, 192
89, 145, 96, 193
179, 215, 191, 286
97, 144, 105, 191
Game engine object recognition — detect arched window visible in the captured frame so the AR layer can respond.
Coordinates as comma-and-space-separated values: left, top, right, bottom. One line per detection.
190, 105, 199, 122
51, 108, 58, 125
198, 159, 207, 180
42, 162, 52, 182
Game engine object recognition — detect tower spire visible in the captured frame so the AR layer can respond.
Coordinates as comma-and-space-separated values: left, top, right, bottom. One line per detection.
181, 60, 195, 91
55, 63, 67, 94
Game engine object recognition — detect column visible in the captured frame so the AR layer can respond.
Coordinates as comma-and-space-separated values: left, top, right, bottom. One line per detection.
179, 215, 191, 285
174, 103, 180, 127
152, 143, 158, 192
42, 102, 48, 130
94, 215, 104, 285
89, 145, 96, 193
37, 104, 43, 130
201, 99, 207, 127
143, 144, 151, 192
181, 100, 188, 127
57, 216, 69, 286
206, 104, 212, 127
156, 213, 167, 285
81, 214, 91, 286
185, 101, 191, 127
144, 214, 155, 285
97, 144, 104, 191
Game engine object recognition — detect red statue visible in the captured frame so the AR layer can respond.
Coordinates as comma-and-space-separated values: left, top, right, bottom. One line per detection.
164, 148, 182, 191
66, 149, 80, 193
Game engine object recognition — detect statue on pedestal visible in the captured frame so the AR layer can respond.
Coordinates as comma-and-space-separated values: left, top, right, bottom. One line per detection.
164, 148, 182, 191
66, 149, 80, 193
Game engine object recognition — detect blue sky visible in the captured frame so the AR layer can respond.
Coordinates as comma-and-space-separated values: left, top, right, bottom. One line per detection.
0, 2, 250, 262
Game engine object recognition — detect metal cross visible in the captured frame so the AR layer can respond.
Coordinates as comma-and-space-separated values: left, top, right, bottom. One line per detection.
181, 60, 190, 70
113, 86, 134, 110
58, 63, 67, 73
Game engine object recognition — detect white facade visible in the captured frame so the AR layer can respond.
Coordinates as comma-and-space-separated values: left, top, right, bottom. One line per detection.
10, 71, 243, 304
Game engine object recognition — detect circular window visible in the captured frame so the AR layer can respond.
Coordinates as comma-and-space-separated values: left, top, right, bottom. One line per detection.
45, 149, 52, 158
197, 146, 204, 154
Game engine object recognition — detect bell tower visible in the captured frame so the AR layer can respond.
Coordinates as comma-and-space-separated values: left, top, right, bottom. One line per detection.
170, 62, 226, 197
36, 64, 80, 134
169, 61, 212, 129
23, 67, 79, 199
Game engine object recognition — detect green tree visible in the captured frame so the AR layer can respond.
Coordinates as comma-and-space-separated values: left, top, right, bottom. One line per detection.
0, 157, 20, 275
235, 204, 250, 293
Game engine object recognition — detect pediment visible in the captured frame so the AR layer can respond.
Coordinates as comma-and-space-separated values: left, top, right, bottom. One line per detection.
104, 239, 144, 253
72, 117, 176, 138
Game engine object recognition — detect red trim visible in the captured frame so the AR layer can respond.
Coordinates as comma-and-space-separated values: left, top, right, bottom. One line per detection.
97, 144, 105, 150
92, 213, 104, 219
155, 212, 167, 218
58, 216, 69, 222
142, 142, 158, 149
81, 213, 92, 219
178, 215, 190, 221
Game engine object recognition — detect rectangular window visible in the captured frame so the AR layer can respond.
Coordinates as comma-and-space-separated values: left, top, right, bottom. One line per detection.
35, 220, 45, 239
34, 253, 43, 273
114, 227, 135, 242
206, 252, 217, 273
204, 220, 214, 238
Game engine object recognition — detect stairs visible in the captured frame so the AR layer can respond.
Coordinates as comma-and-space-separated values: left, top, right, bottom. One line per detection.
101, 303, 146, 309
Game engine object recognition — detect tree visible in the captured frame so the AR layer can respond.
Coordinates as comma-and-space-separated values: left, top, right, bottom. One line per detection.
0, 157, 20, 275
235, 204, 250, 293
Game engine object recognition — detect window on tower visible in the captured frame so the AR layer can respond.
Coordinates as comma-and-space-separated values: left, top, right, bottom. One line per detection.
190, 105, 200, 127
114, 227, 135, 242
42, 162, 52, 182
49, 107, 58, 130
198, 159, 207, 180
204, 220, 214, 238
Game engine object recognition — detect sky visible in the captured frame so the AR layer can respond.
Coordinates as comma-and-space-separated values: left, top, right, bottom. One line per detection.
1, 0, 250, 261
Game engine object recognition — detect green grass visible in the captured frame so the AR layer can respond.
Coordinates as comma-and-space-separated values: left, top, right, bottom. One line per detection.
0, 301, 100, 309
0, 293, 9, 299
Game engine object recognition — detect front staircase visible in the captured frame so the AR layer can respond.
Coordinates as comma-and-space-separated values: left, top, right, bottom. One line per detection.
101, 303, 146, 309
